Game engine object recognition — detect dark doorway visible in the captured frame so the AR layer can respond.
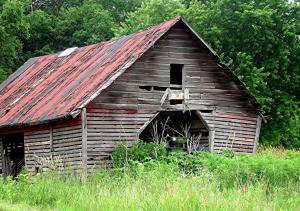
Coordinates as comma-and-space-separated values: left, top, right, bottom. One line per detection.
0, 133, 25, 178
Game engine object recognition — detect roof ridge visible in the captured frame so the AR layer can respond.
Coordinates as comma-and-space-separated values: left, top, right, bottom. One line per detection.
51, 17, 183, 60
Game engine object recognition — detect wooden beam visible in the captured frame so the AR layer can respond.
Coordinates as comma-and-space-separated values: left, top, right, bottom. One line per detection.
253, 115, 262, 154
136, 112, 160, 139
81, 108, 88, 174
195, 111, 211, 130
160, 88, 170, 106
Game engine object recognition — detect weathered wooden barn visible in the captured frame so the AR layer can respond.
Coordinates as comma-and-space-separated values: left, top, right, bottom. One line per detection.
0, 17, 262, 177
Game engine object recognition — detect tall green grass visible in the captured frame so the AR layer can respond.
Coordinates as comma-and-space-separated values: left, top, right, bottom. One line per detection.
0, 145, 299, 210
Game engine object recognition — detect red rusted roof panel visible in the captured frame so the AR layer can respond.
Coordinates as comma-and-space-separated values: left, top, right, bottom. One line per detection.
0, 18, 179, 127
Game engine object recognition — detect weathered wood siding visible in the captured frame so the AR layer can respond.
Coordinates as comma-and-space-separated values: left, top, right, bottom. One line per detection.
87, 21, 259, 157
212, 111, 258, 153
24, 126, 51, 172
24, 117, 82, 173
86, 106, 157, 169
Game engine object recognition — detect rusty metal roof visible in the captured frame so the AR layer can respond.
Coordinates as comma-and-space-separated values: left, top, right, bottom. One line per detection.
0, 18, 181, 127
0, 17, 260, 128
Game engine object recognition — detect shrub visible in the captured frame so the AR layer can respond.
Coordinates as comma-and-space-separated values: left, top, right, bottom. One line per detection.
112, 141, 166, 168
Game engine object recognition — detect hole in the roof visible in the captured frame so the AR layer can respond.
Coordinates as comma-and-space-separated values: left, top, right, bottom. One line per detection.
58, 47, 78, 57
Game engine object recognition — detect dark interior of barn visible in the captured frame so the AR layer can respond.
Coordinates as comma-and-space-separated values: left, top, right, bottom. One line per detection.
139, 111, 209, 152
0, 133, 25, 178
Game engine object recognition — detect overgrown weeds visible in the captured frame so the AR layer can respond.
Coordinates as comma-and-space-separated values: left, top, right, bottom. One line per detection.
0, 142, 299, 210
112, 142, 300, 188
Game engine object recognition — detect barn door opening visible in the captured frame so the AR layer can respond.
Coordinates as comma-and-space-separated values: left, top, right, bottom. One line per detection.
0, 133, 25, 178
139, 111, 210, 152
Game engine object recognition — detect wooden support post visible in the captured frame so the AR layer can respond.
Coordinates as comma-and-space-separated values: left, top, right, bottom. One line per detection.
0, 138, 4, 178
209, 129, 215, 152
81, 108, 88, 174
253, 116, 262, 154
49, 125, 53, 153
0, 137, 8, 179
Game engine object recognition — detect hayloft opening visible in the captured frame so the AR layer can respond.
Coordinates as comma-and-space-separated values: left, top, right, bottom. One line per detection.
139, 111, 210, 152
170, 64, 183, 85
0, 133, 25, 178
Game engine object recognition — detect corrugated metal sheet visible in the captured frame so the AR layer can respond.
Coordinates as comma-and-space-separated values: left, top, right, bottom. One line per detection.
0, 18, 180, 127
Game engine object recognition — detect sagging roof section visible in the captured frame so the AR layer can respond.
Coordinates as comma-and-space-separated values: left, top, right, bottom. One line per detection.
0, 17, 260, 128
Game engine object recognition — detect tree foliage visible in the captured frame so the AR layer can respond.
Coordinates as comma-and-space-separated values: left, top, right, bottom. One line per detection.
115, 0, 186, 36
0, 0, 29, 81
54, 1, 115, 48
0, 0, 299, 148
185, 0, 300, 147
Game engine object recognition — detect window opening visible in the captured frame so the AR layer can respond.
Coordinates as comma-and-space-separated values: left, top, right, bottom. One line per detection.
200, 110, 213, 113
153, 86, 167, 91
170, 64, 183, 85
139, 86, 152, 91
139, 86, 168, 91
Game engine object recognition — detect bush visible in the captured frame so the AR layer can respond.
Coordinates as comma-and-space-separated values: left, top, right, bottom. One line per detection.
112, 141, 166, 168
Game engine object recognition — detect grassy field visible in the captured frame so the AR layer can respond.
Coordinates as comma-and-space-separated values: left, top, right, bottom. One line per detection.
0, 147, 299, 211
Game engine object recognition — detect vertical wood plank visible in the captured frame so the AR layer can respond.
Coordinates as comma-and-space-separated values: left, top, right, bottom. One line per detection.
253, 115, 262, 154
209, 129, 215, 152
81, 108, 88, 174
49, 125, 53, 153
182, 64, 186, 90
0, 138, 4, 178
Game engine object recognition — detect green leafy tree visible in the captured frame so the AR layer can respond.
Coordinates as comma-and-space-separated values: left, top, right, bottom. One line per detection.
31, 0, 82, 15
0, 0, 29, 82
21, 9, 56, 60
115, 0, 186, 37
54, 1, 116, 48
186, 0, 300, 147
20, 0, 117, 62
96, 0, 146, 24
